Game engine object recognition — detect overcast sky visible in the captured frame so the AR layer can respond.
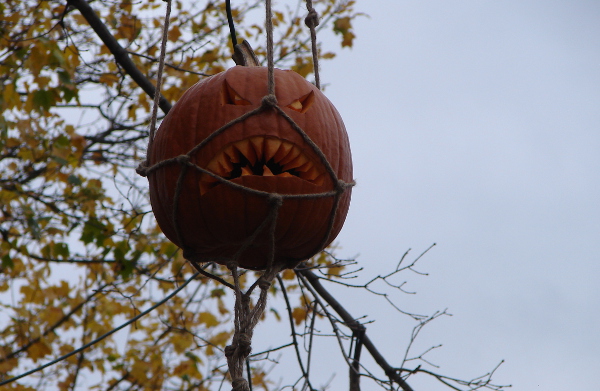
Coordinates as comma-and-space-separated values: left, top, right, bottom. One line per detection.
310, 1, 600, 390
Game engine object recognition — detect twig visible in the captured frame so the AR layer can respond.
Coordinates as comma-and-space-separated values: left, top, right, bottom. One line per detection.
297, 268, 415, 391
276, 275, 313, 390
0, 272, 200, 386
67, 0, 172, 114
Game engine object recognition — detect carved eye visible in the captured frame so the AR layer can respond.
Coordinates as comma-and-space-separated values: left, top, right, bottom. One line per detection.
222, 80, 251, 106
286, 91, 314, 113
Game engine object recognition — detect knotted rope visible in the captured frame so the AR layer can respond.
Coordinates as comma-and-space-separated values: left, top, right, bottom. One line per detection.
304, 0, 321, 89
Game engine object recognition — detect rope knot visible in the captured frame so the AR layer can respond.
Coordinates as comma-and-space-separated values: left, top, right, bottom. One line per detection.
228, 332, 252, 357
135, 161, 149, 177
224, 344, 236, 358
226, 261, 238, 271
176, 154, 190, 165
304, 9, 320, 28
224, 333, 252, 358
261, 94, 278, 108
231, 378, 250, 391
268, 193, 283, 207
238, 333, 252, 348
257, 277, 271, 291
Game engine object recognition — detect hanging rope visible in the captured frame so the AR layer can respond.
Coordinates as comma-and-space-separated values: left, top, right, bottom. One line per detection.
145, 0, 172, 165
219, 3, 331, 390
265, 0, 276, 95
304, 0, 321, 89
136, 2, 354, 390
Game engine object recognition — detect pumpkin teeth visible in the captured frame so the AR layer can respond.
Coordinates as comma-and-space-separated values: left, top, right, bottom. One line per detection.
218, 159, 233, 175
241, 166, 253, 176
264, 138, 281, 161
278, 146, 302, 166
250, 137, 264, 161
273, 142, 294, 163
293, 160, 312, 173
236, 141, 257, 165
199, 136, 325, 195
224, 145, 241, 163
312, 172, 326, 186
263, 165, 274, 176
281, 153, 307, 171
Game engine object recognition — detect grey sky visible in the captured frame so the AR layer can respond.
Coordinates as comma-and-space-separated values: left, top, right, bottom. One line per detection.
316, 1, 600, 389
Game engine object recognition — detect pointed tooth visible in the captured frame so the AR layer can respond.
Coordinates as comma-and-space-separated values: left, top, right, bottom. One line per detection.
277, 172, 294, 178
313, 173, 326, 186
282, 153, 308, 170
199, 175, 218, 196
273, 142, 294, 163
224, 145, 240, 163
206, 156, 231, 176
264, 138, 281, 161
217, 159, 233, 176
241, 166, 253, 176
235, 139, 257, 164
250, 137, 264, 161
302, 166, 321, 181
263, 165, 274, 176
295, 160, 313, 173
200, 181, 209, 196
206, 159, 221, 173
278, 146, 302, 166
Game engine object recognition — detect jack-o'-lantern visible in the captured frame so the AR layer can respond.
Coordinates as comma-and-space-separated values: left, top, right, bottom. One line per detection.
148, 65, 352, 270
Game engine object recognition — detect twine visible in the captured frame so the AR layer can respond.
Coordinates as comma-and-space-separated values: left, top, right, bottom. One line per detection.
265, 0, 275, 95
146, 0, 172, 165
304, 0, 321, 89
137, 1, 354, 390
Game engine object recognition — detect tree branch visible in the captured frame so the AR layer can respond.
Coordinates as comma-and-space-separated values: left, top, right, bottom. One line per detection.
297, 268, 415, 391
67, 0, 172, 114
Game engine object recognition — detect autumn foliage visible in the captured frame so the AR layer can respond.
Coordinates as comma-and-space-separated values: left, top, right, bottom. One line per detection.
0, 0, 359, 389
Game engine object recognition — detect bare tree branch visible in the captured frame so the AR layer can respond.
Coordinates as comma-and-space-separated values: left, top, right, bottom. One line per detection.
297, 267, 415, 391
67, 0, 172, 114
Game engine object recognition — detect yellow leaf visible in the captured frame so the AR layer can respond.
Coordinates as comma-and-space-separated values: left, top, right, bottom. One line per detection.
172, 360, 201, 378
2, 83, 19, 109
292, 307, 307, 326
209, 331, 231, 347
99, 73, 120, 86
200, 49, 219, 64
0, 357, 18, 374
217, 298, 229, 315
42, 307, 65, 325
342, 31, 356, 48
28, 341, 52, 362
171, 331, 194, 354
198, 311, 219, 328
168, 25, 182, 42
334, 17, 352, 32
130, 360, 149, 382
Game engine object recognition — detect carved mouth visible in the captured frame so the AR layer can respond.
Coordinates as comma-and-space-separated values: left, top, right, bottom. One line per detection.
199, 136, 326, 195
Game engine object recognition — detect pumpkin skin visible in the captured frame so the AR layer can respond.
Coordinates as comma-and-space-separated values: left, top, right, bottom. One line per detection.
148, 66, 352, 270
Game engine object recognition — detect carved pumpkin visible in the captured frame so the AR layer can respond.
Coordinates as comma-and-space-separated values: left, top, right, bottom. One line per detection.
148, 66, 352, 270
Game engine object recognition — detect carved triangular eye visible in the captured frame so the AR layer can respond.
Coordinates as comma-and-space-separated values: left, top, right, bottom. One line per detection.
286, 91, 314, 113
222, 80, 251, 106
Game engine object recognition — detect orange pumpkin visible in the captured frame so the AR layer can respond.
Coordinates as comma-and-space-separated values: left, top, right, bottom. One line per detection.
148, 66, 352, 270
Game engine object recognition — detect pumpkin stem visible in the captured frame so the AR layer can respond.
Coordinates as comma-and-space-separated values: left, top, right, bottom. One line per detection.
232, 40, 261, 67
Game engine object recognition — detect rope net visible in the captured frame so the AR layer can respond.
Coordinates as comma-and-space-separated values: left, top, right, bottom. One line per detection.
137, 1, 354, 390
